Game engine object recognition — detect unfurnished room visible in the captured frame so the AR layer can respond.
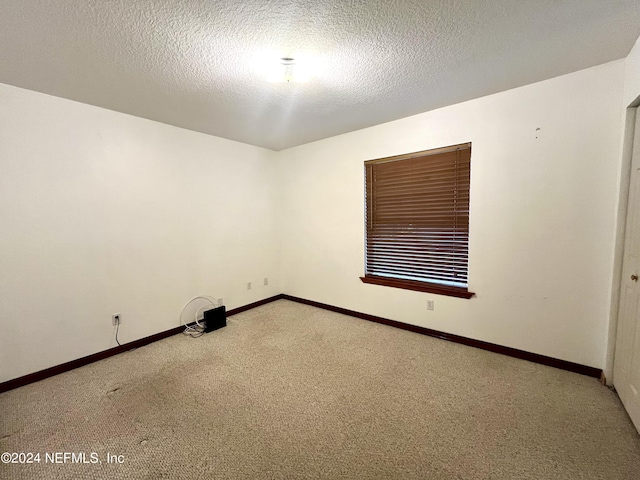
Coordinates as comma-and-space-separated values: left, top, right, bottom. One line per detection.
1, 1, 640, 479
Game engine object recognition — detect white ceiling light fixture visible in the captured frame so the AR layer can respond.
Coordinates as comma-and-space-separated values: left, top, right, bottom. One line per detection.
265, 57, 311, 83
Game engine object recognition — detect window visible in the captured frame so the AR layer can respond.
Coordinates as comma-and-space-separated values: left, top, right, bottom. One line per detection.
360, 143, 474, 299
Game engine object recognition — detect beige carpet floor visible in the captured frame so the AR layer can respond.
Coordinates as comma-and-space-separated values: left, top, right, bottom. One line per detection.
1, 299, 639, 479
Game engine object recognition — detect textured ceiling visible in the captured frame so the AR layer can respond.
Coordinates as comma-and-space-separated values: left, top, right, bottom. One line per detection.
1, 1, 639, 151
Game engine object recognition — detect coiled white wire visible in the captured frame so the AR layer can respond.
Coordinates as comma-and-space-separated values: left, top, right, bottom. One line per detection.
180, 295, 222, 337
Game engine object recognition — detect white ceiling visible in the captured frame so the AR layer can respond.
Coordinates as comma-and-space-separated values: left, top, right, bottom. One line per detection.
1, 1, 639, 151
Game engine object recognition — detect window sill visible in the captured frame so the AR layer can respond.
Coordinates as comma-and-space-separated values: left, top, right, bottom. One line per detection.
360, 275, 475, 299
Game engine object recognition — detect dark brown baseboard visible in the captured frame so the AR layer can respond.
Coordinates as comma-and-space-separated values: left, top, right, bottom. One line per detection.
280, 294, 602, 378
1, 292, 602, 393
0, 295, 284, 394
226, 293, 284, 315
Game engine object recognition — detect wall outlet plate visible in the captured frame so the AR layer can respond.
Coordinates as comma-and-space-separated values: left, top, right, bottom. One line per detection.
112, 313, 121, 325
427, 300, 434, 311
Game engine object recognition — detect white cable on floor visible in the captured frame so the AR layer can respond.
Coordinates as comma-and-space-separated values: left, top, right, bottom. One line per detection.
180, 295, 222, 338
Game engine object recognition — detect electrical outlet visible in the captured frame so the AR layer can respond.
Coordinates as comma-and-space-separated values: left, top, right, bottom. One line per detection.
112, 313, 121, 325
217, 297, 224, 306
427, 300, 434, 311
264, 277, 268, 286
247, 281, 252, 290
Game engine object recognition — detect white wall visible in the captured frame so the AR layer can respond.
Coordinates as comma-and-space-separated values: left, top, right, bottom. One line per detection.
277, 60, 625, 368
0, 84, 280, 382
623, 35, 640, 108
0, 54, 632, 383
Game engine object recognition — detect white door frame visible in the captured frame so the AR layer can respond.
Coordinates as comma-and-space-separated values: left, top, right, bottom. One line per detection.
606, 100, 640, 385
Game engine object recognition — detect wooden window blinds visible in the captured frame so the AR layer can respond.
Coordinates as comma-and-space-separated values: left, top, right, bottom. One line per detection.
361, 143, 474, 298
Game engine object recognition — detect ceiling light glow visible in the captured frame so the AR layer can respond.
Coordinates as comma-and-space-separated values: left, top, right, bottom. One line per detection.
264, 57, 310, 83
